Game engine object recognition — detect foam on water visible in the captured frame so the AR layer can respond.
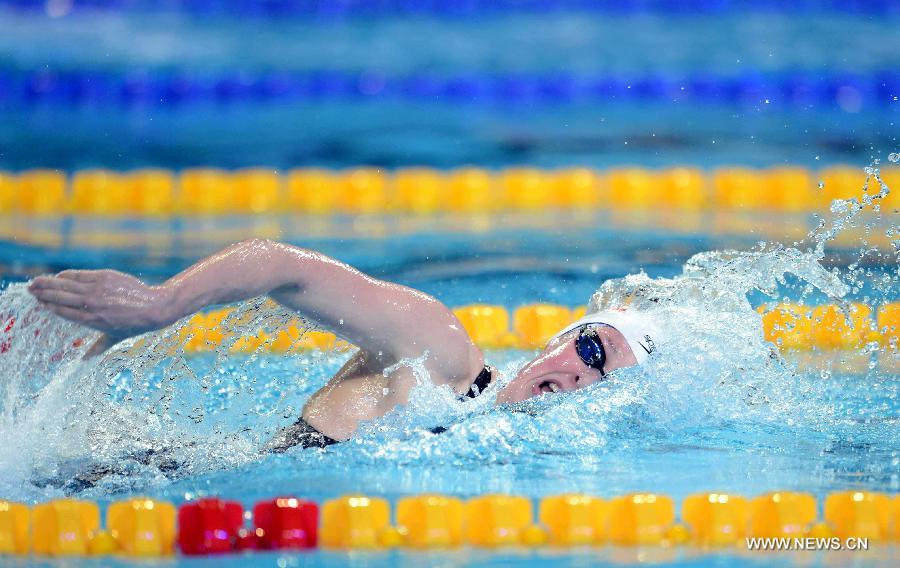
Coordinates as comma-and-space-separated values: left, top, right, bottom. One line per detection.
0, 163, 897, 502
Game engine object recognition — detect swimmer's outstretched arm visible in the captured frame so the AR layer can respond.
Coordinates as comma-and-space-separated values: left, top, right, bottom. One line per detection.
28, 239, 480, 386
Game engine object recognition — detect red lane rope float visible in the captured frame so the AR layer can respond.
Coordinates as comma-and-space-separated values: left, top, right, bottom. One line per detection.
247, 498, 318, 551
176, 498, 243, 556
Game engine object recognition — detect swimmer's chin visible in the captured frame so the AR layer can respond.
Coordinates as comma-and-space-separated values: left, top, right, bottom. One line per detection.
495, 376, 544, 404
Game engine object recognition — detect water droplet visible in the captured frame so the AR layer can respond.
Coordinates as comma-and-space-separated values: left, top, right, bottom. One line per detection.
889, 152, 900, 163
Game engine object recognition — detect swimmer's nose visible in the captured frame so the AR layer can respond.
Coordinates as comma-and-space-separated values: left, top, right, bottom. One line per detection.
562, 375, 581, 391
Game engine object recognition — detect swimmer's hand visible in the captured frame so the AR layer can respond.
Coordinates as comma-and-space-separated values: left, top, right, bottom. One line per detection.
28, 269, 171, 339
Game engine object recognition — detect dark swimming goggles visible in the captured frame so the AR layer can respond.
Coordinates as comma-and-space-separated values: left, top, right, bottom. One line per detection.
574, 325, 607, 377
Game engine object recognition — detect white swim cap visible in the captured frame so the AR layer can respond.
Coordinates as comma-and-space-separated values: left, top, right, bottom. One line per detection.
548, 309, 659, 365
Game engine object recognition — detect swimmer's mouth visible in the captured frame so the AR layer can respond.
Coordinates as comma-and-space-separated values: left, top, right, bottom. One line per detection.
536, 380, 561, 395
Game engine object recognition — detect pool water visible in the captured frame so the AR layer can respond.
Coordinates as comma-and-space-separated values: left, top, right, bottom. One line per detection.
1, 547, 890, 568
18, 348, 890, 505
1, 3, 898, 565
1, 8, 896, 171
0, 196, 897, 566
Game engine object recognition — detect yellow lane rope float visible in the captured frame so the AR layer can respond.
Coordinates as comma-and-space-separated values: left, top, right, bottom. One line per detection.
166, 302, 898, 355
0, 165, 897, 216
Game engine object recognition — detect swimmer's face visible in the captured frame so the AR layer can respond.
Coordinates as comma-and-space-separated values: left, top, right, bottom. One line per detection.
495, 326, 638, 404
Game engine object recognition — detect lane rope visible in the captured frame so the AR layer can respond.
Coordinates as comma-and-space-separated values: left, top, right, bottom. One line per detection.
2, 490, 896, 556
2, 165, 897, 215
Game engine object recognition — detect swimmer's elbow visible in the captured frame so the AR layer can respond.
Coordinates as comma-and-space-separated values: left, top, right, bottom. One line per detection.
235, 237, 282, 258
242, 239, 355, 303
236, 238, 314, 286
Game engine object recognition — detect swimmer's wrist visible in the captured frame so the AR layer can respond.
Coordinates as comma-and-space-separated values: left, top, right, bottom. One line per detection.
154, 280, 215, 328
149, 283, 182, 329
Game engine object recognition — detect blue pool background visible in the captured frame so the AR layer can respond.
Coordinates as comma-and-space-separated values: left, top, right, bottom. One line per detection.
0, 1, 899, 566
0, 4, 897, 170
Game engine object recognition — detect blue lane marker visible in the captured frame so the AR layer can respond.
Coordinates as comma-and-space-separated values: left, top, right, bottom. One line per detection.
1, 0, 898, 17
0, 68, 897, 110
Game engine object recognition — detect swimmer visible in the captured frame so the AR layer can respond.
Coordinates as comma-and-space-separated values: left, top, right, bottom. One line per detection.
28, 239, 658, 452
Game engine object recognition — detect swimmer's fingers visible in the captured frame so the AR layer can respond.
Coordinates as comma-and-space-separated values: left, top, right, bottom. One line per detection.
57, 270, 99, 283
30, 288, 91, 310
29, 275, 91, 295
45, 301, 123, 336
27, 275, 56, 291
44, 304, 92, 325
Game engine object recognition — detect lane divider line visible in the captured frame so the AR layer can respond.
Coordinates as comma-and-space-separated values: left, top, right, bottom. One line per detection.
1, 491, 896, 556
1, 165, 897, 217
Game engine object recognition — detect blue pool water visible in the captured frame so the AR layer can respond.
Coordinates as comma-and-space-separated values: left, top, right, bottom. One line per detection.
1, 8, 897, 170
1, 2, 898, 566
0, 200, 897, 566
3, 548, 893, 568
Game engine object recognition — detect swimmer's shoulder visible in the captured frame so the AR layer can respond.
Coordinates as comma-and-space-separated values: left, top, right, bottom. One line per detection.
301, 345, 484, 441
377, 300, 484, 391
